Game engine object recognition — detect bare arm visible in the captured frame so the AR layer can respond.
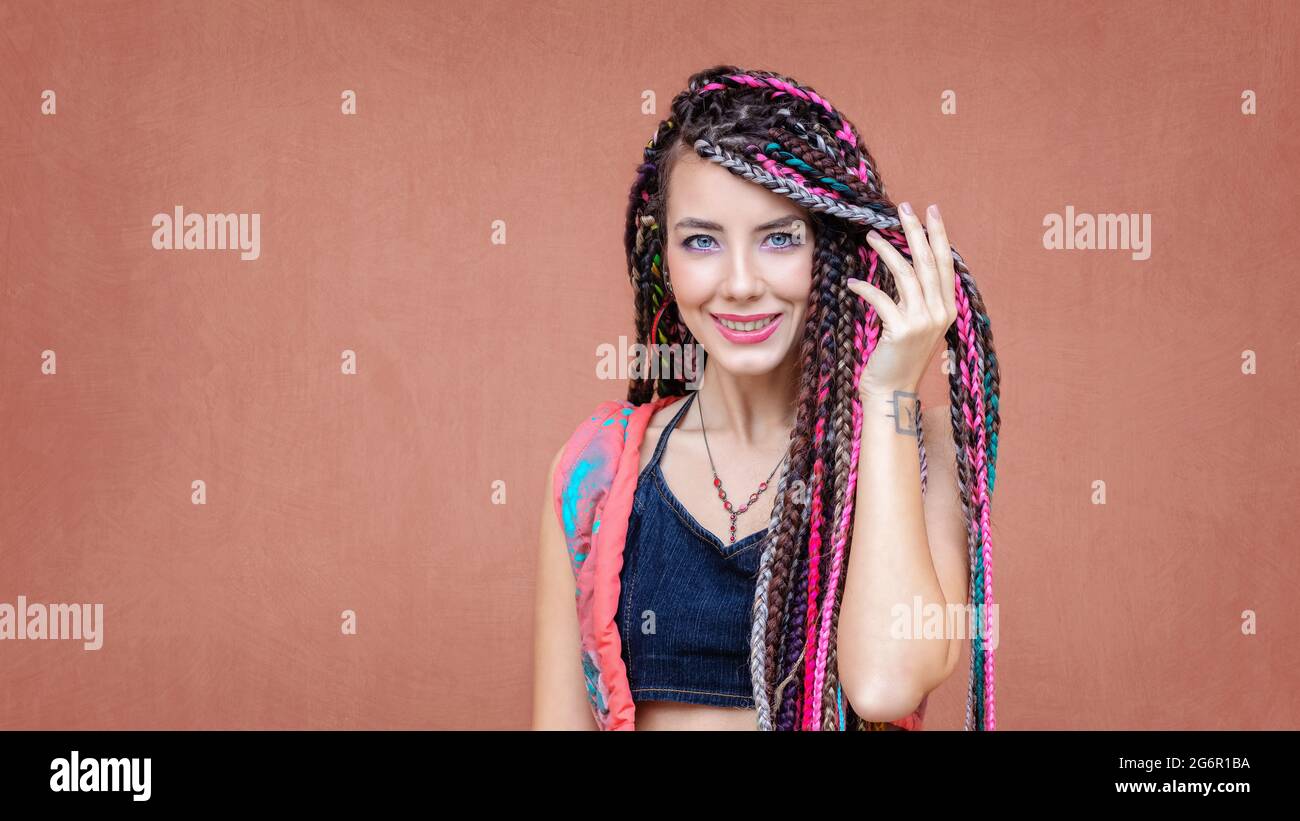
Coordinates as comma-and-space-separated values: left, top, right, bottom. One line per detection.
837, 389, 971, 722
531, 445, 599, 731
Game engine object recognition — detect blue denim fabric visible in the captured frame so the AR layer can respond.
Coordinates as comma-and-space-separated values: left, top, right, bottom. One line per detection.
615, 391, 768, 709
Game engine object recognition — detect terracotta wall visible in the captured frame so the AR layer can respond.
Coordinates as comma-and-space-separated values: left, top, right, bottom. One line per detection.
1, 0, 1296, 729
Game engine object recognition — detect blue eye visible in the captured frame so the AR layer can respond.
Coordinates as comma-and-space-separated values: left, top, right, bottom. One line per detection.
683, 234, 717, 251
682, 231, 802, 252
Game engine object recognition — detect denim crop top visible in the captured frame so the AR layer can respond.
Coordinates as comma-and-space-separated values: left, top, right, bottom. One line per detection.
614, 391, 769, 709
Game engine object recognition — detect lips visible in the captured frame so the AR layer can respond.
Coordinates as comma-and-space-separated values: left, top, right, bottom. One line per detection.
711, 312, 782, 344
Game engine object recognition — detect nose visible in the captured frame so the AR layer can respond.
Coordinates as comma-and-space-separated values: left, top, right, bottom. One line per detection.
720, 247, 764, 301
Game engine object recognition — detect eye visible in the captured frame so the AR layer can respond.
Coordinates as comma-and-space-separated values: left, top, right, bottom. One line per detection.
683, 234, 718, 251
764, 231, 799, 249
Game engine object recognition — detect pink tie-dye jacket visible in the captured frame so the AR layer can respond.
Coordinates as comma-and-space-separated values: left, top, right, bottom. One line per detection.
551, 395, 926, 731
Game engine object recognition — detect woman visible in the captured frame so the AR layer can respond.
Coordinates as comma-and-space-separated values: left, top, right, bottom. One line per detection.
534, 65, 1000, 731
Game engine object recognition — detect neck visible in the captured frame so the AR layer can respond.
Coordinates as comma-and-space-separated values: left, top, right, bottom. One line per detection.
693, 348, 799, 447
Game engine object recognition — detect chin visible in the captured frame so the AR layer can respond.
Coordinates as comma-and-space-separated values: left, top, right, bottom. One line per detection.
705, 346, 794, 376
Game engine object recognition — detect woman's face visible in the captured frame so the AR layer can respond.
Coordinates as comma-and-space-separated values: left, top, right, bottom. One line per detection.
663, 149, 814, 378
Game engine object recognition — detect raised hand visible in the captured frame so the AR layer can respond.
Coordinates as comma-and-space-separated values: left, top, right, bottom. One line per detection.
847, 202, 959, 398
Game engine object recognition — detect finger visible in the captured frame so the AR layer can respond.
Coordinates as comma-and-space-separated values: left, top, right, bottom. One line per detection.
925, 203, 958, 325
865, 228, 922, 313
897, 202, 944, 322
846, 276, 903, 330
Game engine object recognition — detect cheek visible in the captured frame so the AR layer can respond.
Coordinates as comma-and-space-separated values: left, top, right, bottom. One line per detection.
775, 252, 814, 307
664, 248, 711, 304
663, 243, 688, 288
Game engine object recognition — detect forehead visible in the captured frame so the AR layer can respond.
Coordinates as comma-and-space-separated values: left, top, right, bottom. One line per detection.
666, 150, 805, 226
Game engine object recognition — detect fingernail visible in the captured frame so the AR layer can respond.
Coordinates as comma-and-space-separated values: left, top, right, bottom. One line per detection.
899, 201, 914, 217
928, 203, 940, 219
867, 229, 881, 241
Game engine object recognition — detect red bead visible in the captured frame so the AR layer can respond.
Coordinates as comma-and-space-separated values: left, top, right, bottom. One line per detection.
724, 501, 732, 511
713, 477, 721, 488
759, 482, 767, 491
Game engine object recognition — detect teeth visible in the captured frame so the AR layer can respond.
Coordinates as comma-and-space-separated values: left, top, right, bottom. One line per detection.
718, 316, 775, 332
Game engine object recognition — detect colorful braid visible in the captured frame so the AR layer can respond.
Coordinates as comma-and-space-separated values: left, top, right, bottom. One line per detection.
623, 65, 1002, 731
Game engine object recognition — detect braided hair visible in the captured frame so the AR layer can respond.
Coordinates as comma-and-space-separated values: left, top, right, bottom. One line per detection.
623, 65, 1000, 731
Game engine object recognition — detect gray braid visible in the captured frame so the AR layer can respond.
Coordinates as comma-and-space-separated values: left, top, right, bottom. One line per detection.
693, 139, 896, 230
750, 453, 792, 730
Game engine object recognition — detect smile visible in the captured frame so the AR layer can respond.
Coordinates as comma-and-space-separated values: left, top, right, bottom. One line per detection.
711, 312, 782, 344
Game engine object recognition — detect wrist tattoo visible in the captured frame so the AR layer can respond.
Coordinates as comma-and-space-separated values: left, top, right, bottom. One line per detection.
885, 390, 921, 437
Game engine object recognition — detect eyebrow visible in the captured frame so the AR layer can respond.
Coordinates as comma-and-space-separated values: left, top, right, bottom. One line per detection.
674, 215, 802, 232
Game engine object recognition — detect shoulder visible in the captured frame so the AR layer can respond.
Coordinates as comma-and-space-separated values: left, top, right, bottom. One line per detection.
561, 398, 634, 444
551, 398, 638, 488
633, 393, 696, 467
639, 393, 690, 444
552, 394, 691, 487
549, 398, 648, 562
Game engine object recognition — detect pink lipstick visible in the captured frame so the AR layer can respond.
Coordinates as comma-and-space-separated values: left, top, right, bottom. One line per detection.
711, 312, 782, 344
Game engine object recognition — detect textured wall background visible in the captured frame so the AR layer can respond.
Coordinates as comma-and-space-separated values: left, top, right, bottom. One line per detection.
1, 0, 1296, 729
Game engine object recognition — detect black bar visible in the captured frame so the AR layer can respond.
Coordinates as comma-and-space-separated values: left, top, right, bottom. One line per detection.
0, 729, 1286, 808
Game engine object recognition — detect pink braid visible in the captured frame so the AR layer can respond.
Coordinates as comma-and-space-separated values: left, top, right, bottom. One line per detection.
798, 373, 833, 729
809, 243, 883, 721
